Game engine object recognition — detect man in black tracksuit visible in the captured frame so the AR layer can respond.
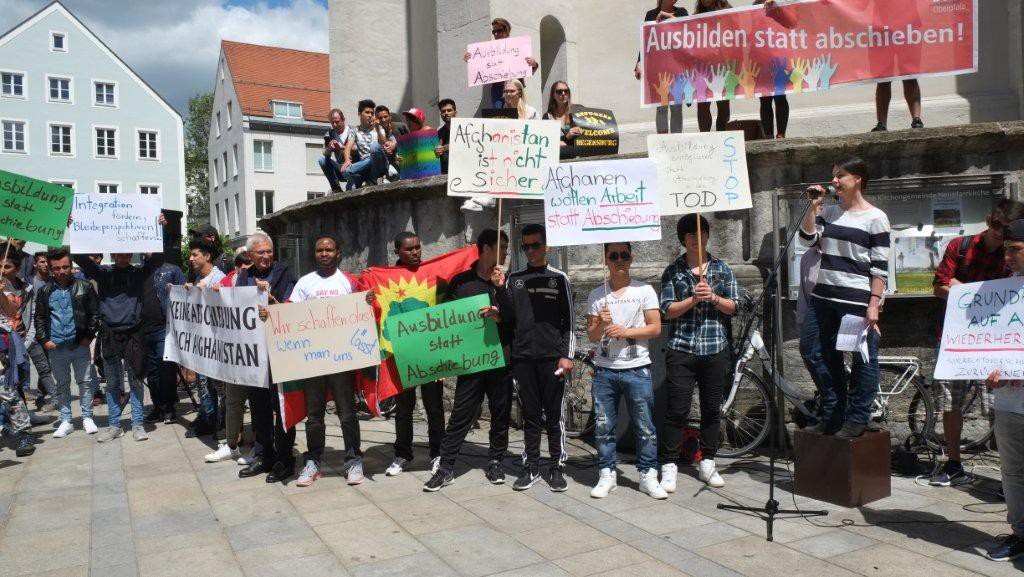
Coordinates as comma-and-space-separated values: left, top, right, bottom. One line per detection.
423, 229, 511, 492
502, 223, 575, 492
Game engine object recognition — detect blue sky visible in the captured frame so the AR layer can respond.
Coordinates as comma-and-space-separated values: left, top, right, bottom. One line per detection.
0, 0, 330, 115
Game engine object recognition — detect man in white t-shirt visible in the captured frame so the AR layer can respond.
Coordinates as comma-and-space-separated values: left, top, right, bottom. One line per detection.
291, 233, 374, 488
585, 242, 666, 500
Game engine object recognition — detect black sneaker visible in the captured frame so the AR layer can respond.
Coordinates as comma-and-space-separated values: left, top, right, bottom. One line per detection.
485, 461, 505, 485
266, 462, 294, 484
987, 534, 1024, 562
911, 117, 924, 129
548, 466, 568, 492
33, 395, 46, 411
870, 123, 887, 132
186, 419, 216, 438
929, 462, 968, 487
423, 469, 454, 492
162, 410, 177, 425
144, 408, 164, 424
15, 433, 35, 457
513, 465, 540, 491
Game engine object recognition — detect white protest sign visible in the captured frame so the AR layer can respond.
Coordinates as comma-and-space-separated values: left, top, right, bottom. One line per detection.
264, 293, 381, 383
69, 193, 163, 253
935, 277, 1024, 380
447, 118, 561, 199
543, 158, 661, 247
164, 286, 269, 388
647, 131, 752, 215
466, 35, 534, 88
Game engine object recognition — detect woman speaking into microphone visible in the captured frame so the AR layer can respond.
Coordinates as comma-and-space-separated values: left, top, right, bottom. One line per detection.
798, 157, 891, 439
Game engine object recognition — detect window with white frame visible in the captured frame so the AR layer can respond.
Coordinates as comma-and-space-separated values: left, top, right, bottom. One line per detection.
139, 185, 160, 195
138, 131, 158, 160
97, 183, 118, 194
51, 32, 66, 52
50, 124, 72, 155
95, 127, 116, 157
222, 152, 228, 184
271, 101, 302, 119
215, 202, 223, 230
2, 121, 26, 152
234, 194, 240, 233
227, 102, 233, 128
48, 77, 71, 102
94, 82, 115, 106
253, 140, 273, 171
231, 144, 239, 177
1, 73, 24, 97
213, 158, 220, 187
215, 111, 221, 137
255, 190, 275, 217
51, 181, 75, 190
307, 191, 326, 201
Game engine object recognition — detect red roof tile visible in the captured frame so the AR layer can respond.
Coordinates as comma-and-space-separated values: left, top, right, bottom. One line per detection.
221, 40, 329, 122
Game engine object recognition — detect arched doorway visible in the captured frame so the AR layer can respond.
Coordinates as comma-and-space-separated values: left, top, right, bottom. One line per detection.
540, 15, 568, 112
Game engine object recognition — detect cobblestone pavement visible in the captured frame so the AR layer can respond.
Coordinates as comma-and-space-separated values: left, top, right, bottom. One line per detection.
0, 401, 1019, 577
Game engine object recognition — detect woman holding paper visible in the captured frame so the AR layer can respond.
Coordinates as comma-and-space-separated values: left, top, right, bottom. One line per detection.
503, 79, 538, 120
799, 157, 891, 439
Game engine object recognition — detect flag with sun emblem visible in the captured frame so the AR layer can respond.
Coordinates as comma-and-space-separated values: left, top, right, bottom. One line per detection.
358, 245, 478, 414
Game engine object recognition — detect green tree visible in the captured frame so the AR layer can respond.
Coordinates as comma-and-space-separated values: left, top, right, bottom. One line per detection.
184, 92, 214, 228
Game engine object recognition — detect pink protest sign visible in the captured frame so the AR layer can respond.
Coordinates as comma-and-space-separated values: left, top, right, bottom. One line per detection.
467, 35, 535, 88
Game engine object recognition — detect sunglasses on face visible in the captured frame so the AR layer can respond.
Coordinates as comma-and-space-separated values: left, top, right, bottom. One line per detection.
521, 242, 544, 252
555, 88, 570, 95
607, 251, 632, 262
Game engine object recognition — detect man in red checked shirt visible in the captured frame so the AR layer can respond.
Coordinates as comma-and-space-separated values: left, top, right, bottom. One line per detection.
930, 199, 1024, 486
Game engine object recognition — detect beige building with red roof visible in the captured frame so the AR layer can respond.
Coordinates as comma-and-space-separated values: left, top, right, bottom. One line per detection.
208, 40, 332, 250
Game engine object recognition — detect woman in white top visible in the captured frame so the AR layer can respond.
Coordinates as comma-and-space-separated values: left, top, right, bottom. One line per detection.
798, 156, 890, 439
503, 79, 538, 120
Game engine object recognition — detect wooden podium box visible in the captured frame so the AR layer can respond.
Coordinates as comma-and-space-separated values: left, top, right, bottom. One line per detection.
793, 429, 891, 508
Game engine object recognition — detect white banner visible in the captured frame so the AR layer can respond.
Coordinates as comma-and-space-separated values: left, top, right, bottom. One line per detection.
69, 193, 163, 253
446, 118, 561, 199
935, 277, 1024, 380
543, 158, 661, 247
164, 286, 269, 388
647, 131, 752, 216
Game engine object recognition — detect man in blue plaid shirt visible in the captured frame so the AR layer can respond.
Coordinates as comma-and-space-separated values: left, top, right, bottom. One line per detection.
657, 214, 738, 492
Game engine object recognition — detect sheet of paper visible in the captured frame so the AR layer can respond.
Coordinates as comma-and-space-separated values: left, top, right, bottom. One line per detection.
836, 314, 870, 362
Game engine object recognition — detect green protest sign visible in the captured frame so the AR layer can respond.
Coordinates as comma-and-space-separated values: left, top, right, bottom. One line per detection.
0, 170, 73, 245
385, 293, 505, 388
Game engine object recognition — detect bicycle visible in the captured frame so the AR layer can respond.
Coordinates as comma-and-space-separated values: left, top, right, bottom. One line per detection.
715, 292, 936, 458
509, 348, 596, 439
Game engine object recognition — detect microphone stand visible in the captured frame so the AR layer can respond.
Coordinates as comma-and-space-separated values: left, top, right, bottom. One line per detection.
716, 192, 827, 541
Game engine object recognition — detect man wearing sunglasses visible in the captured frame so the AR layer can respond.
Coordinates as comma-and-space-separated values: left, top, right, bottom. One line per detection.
586, 243, 666, 500
501, 224, 574, 491
930, 199, 1024, 487
463, 18, 539, 109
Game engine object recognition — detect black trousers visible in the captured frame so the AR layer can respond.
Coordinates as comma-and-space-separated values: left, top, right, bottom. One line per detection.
513, 358, 565, 468
759, 95, 790, 137
438, 368, 511, 472
658, 347, 730, 463
248, 382, 296, 469
303, 371, 360, 464
393, 380, 445, 461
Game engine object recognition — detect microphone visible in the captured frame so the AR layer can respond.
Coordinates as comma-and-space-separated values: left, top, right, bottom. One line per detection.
806, 184, 836, 198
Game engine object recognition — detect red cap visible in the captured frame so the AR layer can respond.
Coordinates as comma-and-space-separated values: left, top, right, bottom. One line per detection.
401, 108, 426, 126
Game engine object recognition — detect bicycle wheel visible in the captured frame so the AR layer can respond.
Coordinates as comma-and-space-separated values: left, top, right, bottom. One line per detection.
564, 353, 595, 439
716, 368, 773, 458
930, 381, 994, 452
873, 367, 934, 447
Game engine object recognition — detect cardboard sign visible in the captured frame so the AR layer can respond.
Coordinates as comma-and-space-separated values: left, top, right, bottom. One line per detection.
571, 107, 620, 157
264, 292, 381, 383
396, 129, 442, 181
0, 170, 74, 245
69, 193, 163, 254
164, 286, 269, 388
467, 35, 535, 88
543, 158, 661, 247
386, 294, 505, 388
647, 131, 752, 215
447, 118, 561, 199
935, 277, 1024, 380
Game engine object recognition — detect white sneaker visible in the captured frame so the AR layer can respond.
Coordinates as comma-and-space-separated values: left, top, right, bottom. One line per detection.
639, 468, 669, 499
132, 426, 149, 442
386, 457, 408, 476
205, 443, 241, 463
237, 446, 257, 466
296, 460, 321, 487
53, 421, 74, 438
460, 199, 483, 213
346, 459, 365, 485
698, 459, 725, 488
83, 418, 98, 434
590, 468, 617, 498
660, 463, 678, 493
430, 456, 441, 475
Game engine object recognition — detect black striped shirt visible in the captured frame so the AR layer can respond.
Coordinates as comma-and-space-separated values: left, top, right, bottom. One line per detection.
799, 204, 890, 307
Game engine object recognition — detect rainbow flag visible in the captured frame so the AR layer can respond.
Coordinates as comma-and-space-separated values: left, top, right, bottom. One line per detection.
397, 129, 442, 180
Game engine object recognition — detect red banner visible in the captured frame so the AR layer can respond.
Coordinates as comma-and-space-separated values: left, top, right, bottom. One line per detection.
641, 0, 976, 107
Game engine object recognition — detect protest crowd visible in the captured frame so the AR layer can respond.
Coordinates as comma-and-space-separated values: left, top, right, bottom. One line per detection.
1, 0, 1018, 569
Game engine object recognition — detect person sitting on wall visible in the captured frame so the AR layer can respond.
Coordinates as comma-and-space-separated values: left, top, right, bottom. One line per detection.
342, 99, 397, 191
318, 108, 352, 194
375, 105, 408, 182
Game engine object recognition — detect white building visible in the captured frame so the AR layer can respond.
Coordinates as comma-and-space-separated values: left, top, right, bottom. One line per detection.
208, 41, 333, 247
0, 1, 186, 221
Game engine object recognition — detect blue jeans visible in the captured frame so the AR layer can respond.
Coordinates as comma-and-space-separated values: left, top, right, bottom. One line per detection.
342, 143, 388, 190
318, 155, 345, 192
103, 345, 145, 428
592, 365, 658, 472
49, 343, 96, 423
801, 297, 881, 427
196, 374, 222, 426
